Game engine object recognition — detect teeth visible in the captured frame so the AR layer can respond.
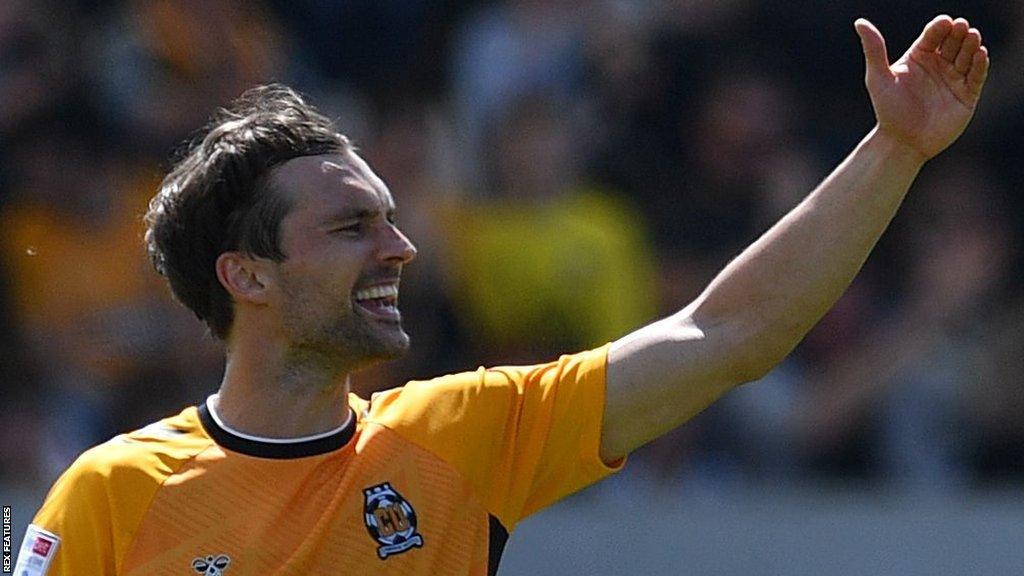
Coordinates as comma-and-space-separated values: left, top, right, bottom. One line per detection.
354, 284, 398, 301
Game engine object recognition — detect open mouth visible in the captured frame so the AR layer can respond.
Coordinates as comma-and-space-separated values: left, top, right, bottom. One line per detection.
352, 283, 400, 321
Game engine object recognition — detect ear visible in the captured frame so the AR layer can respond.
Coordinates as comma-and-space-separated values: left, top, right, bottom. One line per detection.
215, 251, 273, 304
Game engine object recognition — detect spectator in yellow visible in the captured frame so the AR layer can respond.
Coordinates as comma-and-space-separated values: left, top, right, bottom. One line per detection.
444, 94, 657, 360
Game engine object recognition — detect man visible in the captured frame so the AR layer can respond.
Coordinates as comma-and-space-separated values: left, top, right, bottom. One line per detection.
16, 15, 988, 575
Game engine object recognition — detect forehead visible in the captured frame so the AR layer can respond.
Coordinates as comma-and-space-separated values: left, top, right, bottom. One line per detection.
269, 151, 394, 220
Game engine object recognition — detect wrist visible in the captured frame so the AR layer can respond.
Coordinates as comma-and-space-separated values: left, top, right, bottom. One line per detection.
865, 125, 930, 169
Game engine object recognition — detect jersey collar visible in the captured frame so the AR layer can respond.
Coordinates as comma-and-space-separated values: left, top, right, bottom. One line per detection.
197, 396, 356, 459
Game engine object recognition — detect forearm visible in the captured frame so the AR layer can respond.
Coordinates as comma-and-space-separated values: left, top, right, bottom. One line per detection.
602, 15, 988, 462
686, 126, 926, 378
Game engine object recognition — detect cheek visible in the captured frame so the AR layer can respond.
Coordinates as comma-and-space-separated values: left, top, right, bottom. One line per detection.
278, 258, 363, 306
277, 237, 372, 297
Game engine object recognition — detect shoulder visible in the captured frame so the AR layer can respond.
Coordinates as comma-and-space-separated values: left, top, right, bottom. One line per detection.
365, 367, 512, 425
357, 367, 527, 454
57, 406, 213, 495
28, 407, 214, 571
34, 406, 215, 545
364, 347, 610, 433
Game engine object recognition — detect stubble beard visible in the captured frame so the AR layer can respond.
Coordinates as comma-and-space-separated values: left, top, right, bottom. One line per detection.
284, 295, 410, 374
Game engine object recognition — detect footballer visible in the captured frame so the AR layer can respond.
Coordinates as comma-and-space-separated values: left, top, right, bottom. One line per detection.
16, 14, 989, 576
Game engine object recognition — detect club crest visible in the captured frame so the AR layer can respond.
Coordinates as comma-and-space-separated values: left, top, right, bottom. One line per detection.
363, 482, 424, 559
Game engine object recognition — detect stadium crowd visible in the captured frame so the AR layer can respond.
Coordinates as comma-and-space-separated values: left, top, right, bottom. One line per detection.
1, 0, 1022, 505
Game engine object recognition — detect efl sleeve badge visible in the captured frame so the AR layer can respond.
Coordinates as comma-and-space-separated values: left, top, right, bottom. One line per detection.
12, 525, 60, 576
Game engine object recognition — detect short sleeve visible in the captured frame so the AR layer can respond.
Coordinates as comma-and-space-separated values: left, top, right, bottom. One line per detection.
23, 437, 182, 575
25, 453, 119, 575
367, 345, 625, 529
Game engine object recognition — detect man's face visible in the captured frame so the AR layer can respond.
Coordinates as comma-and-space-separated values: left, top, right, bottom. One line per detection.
265, 151, 417, 368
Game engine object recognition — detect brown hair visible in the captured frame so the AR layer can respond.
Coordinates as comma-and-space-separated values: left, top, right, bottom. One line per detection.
145, 84, 350, 339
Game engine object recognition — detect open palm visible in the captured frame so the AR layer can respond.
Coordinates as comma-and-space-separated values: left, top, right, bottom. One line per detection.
856, 15, 990, 160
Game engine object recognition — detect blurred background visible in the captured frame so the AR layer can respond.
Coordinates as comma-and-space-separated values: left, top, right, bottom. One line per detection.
1, 0, 1022, 573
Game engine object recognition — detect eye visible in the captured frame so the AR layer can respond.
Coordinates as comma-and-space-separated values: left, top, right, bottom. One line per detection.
332, 222, 364, 237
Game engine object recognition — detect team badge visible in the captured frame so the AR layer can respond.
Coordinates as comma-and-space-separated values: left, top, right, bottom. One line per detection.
191, 554, 230, 575
363, 482, 424, 559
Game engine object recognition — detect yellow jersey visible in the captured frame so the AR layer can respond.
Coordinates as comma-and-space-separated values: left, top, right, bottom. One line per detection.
17, 347, 622, 575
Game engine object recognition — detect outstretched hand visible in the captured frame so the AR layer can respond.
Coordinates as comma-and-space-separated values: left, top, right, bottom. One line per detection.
855, 15, 989, 161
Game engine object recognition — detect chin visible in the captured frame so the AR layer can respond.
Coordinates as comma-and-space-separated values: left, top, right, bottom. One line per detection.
357, 325, 412, 363
344, 339, 408, 374
292, 314, 410, 368
374, 335, 410, 359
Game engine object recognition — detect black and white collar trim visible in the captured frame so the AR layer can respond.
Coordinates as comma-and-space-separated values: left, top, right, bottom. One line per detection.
197, 395, 355, 459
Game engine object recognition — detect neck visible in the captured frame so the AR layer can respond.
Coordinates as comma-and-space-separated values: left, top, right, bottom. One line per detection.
215, 330, 354, 439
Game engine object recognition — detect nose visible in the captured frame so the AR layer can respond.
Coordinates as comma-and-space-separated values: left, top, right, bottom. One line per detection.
380, 223, 417, 264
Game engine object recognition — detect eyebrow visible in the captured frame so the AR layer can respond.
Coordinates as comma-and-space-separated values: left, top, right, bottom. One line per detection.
321, 206, 396, 225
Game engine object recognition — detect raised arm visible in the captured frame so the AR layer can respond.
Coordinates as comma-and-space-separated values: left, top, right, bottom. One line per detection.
600, 15, 990, 462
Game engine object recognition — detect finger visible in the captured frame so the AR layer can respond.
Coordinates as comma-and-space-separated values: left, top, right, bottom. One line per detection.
854, 18, 890, 78
914, 14, 953, 53
967, 46, 990, 95
939, 18, 969, 62
954, 28, 981, 75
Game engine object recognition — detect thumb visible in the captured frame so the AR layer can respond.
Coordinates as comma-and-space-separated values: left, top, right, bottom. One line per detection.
854, 18, 890, 79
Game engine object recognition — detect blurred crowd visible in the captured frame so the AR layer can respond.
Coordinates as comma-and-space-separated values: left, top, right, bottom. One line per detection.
2, 0, 1022, 499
